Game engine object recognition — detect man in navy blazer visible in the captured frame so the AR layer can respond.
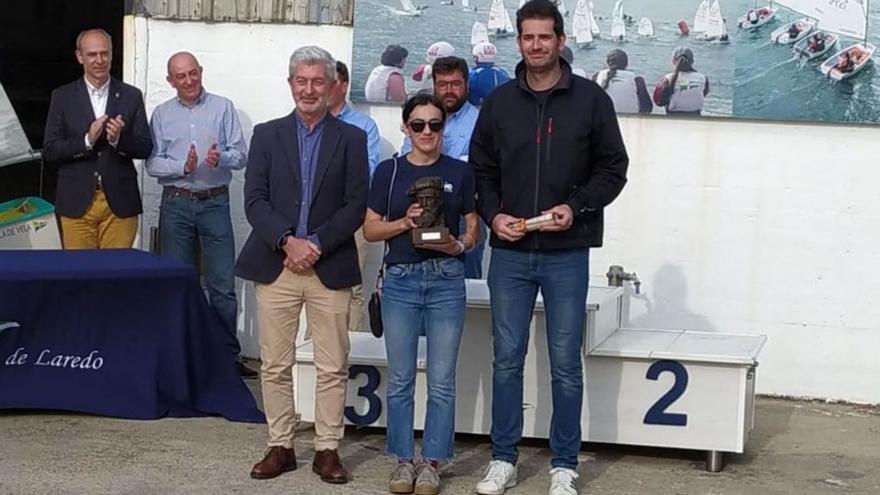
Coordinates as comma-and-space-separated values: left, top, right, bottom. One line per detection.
235, 46, 368, 484
42, 29, 152, 249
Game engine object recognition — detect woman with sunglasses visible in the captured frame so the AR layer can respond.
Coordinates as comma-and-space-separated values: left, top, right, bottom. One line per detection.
364, 92, 481, 495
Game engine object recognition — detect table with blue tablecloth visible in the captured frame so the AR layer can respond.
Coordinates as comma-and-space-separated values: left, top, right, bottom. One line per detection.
0, 249, 264, 423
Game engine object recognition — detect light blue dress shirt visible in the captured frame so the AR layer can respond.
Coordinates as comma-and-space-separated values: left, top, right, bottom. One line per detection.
337, 104, 381, 177
146, 90, 247, 190
400, 101, 479, 160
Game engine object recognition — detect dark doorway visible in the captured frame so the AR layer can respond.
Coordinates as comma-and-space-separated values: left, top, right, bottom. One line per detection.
0, 0, 124, 203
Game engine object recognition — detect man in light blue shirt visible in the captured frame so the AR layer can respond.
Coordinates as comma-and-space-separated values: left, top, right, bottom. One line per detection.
400, 56, 485, 278
328, 60, 382, 331
329, 61, 381, 177
145, 52, 252, 376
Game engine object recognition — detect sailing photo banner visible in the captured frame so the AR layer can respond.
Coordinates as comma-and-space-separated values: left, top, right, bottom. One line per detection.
351, 0, 880, 125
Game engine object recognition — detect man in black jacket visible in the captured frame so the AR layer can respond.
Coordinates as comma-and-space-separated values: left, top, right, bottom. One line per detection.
470, 1, 628, 494
43, 29, 152, 249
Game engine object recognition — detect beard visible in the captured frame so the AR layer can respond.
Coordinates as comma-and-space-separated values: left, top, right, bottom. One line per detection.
441, 92, 467, 114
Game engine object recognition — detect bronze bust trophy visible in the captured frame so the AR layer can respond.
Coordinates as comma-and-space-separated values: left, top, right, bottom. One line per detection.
408, 176, 449, 245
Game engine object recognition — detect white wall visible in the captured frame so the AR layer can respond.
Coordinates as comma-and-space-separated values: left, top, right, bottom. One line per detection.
127, 18, 880, 404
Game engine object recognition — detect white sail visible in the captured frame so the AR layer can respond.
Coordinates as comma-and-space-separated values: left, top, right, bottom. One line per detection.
611, 0, 625, 39
612, 0, 624, 19
519, 0, 526, 7
638, 17, 654, 36
471, 21, 490, 45
462, 0, 471, 10
693, 0, 711, 33
504, 5, 515, 31
0, 83, 36, 168
488, 0, 511, 31
557, 0, 568, 17
589, 1, 601, 36
705, 0, 726, 38
400, 0, 419, 13
574, 0, 594, 44
808, 0, 868, 39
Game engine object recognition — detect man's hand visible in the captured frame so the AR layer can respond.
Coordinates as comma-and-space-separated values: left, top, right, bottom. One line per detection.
87, 116, 109, 146
539, 204, 574, 232
205, 143, 220, 168
491, 213, 526, 242
282, 237, 321, 272
105, 114, 125, 144
184, 144, 198, 174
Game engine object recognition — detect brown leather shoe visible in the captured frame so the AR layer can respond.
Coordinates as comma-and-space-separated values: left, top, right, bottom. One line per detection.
312, 449, 349, 484
250, 446, 297, 479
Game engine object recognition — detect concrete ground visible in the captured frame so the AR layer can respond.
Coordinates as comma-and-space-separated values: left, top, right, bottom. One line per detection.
1, 391, 878, 495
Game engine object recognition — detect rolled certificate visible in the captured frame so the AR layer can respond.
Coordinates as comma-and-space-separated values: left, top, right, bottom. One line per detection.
509, 213, 556, 233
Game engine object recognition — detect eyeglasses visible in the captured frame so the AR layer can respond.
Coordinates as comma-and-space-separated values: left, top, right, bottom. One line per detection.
407, 119, 444, 133
435, 80, 465, 90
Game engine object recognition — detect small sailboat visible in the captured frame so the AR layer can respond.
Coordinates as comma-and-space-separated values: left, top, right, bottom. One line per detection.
638, 17, 655, 37
770, 17, 813, 44
557, 0, 569, 17
462, 0, 477, 12
737, 2, 778, 30
702, 0, 729, 43
397, 0, 423, 16
573, 0, 596, 48
793, 30, 838, 60
816, 0, 874, 80
488, 0, 515, 38
471, 21, 490, 45
610, 0, 626, 42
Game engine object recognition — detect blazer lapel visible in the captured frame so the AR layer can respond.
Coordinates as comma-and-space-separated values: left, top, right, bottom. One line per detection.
76, 78, 97, 121
278, 112, 301, 186
312, 117, 341, 204
104, 78, 122, 118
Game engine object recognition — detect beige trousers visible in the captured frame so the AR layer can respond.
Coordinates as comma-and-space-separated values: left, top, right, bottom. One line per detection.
255, 267, 351, 450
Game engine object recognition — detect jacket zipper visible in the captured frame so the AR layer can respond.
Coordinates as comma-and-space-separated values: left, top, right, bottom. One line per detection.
533, 103, 545, 250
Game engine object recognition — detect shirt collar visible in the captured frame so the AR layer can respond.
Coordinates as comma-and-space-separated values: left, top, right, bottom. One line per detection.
176, 88, 208, 107
84, 77, 110, 96
337, 104, 352, 119
448, 101, 475, 123
295, 110, 328, 133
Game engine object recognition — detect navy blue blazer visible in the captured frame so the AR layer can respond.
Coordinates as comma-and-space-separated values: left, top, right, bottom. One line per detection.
235, 112, 369, 289
42, 77, 152, 218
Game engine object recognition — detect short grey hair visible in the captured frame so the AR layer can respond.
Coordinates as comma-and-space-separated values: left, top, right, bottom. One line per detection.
288, 46, 336, 81
76, 28, 112, 51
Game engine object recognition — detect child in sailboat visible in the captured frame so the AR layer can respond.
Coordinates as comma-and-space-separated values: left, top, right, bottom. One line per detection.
591, 48, 652, 114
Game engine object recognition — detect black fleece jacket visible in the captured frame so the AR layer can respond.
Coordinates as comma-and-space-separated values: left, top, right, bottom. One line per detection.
469, 59, 629, 251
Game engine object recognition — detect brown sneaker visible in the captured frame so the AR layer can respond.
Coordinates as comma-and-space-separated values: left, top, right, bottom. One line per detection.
312, 449, 349, 484
389, 461, 416, 494
250, 446, 297, 479
414, 462, 440, 495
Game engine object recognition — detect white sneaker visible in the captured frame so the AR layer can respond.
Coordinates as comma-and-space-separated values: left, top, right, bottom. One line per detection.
548, 467, 580, 495
475, 460, 517, 495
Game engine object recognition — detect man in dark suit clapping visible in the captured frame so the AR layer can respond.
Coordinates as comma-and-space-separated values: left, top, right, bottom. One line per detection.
42, 29, 152, 249
235, 46, 368, 484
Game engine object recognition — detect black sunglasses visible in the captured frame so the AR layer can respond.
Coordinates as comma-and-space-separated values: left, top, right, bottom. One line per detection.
407, 119, 444, 133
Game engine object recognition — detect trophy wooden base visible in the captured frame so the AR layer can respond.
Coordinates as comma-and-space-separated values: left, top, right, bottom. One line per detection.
412, 227, 450, 245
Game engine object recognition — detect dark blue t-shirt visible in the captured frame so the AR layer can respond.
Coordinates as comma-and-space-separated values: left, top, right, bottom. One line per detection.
369, 154, 476, 265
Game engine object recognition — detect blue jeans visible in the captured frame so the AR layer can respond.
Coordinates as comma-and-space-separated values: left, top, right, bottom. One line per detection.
160, 188, 240, 356
459, 217, 488, 279
488, 247, 589, 469
382, 257, 466, 461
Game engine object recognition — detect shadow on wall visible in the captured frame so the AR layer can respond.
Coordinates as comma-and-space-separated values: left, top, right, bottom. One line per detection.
628, 263, 715, 333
